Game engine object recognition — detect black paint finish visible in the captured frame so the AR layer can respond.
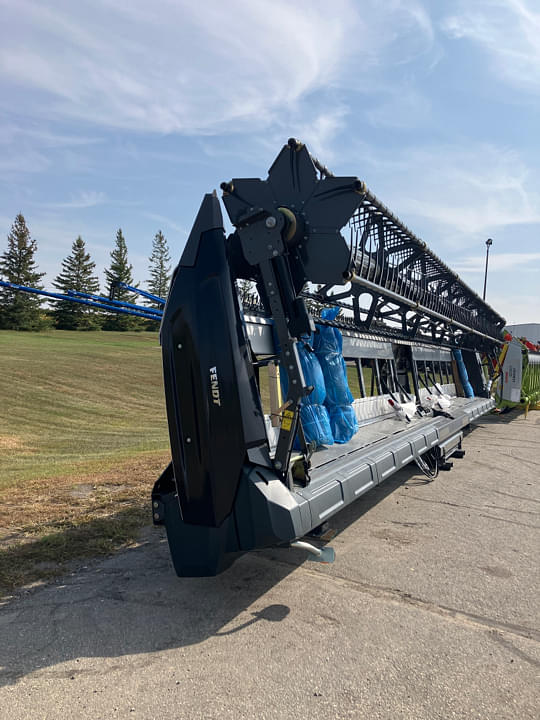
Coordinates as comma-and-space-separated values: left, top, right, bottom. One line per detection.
160, 195, 267, 528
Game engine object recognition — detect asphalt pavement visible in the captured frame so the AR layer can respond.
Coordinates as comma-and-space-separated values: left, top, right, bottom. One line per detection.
1, 410, 539, 719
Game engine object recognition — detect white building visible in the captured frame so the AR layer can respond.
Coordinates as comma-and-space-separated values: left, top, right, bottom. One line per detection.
506, 323, 540, 343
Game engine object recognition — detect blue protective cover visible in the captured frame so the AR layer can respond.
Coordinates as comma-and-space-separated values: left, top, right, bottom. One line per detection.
299, 404, 333, 447
314, 307, 359, 443
452, 349, 474, 398
281, 337, 333, 447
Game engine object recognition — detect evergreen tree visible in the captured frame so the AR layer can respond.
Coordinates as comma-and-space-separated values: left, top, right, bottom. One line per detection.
103, 228, 138, 331
52, 236, 101, 330
0, 214, 45, 330
147, 230, 171, 307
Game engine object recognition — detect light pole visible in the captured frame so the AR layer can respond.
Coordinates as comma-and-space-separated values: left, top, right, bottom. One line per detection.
483, 238, 493, 301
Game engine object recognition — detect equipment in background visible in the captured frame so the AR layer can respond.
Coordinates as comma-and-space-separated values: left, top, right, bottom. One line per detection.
496, 333, 540, 415
0, 280, 163, 322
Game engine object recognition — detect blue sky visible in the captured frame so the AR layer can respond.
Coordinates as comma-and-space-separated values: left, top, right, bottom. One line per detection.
1, 0, 539, 323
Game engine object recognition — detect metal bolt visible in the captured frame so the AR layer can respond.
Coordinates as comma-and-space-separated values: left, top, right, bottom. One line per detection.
186, 437, 192, 443
288, 365, 293, 369
270, 290, 275, 295
292, 379, 297, 384
275, 461, 282, 470
177, 343, 182, 349
153, 513, 160, 521
267, 244, 273, 250
153, 501, 159, 508
265, 216, 277, 229
272, 250, 279, 257
285, 351, 290, 356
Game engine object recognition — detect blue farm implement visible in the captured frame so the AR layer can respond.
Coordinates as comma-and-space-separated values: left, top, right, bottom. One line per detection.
0, 280, 163, 322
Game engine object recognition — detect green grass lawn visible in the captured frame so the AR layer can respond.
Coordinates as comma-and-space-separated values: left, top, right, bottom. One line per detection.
0, 330, 170, 490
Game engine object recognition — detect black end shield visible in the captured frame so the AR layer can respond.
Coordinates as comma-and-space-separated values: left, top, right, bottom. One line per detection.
160, 194, 268, 528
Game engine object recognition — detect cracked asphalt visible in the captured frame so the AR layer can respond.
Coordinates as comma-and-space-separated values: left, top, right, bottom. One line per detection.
1, 410, 539, 719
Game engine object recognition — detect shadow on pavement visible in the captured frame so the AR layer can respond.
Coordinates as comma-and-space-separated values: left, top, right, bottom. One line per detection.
0, 421, 488, 686
471, 407, 523, 426
0, 532, 303, 686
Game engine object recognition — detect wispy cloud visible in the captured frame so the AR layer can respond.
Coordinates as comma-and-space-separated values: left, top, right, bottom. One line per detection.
0, 0, 439, 145
36, 191, 106, 210
0, 147, 50, 175
453, 252, 540, 274
0, 120, 100, 179
143, 213, 187, 235
488, 292, 540, 325
354, 142, 540, 239
258, 104, 351, 164
348, 0, 437, 69
0, 0, 356, 134
2, 0, 538, 328
441, 0, 540, 93
366, 87, 432, 129
0, 121, 101, 149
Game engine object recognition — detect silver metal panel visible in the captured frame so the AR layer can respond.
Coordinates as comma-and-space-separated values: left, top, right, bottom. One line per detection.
244, 316, 275, 355
412, 346, 452, 362
341, 334, 394, 360
341, 462, 377, 502
410, 433, 429, 455
368, 451, 396, 482
423, 426, 439, 448
447, 417, 463, 438
393, 441, 414, 467
439, 432, 463, 460
296, 478, 345, 524
294, 491, 313, 534
292, 394, 495, 531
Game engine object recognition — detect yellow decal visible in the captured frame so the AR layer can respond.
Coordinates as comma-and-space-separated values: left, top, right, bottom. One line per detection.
281, 409, 294, 432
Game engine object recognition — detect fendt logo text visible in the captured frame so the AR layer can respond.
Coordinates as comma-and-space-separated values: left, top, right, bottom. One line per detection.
209, 366, 221, 406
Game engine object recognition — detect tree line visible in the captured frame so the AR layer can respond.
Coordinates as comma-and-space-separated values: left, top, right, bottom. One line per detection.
0, 213, 172, 331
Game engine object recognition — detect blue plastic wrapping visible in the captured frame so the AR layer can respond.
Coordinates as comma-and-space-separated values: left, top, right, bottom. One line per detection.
327, 405, 359, 443
298, 338, 326, 406
299, 403, 333, 447
314, 307, 358, 443
280, 337, 333, 447
452, 349, 474, 398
